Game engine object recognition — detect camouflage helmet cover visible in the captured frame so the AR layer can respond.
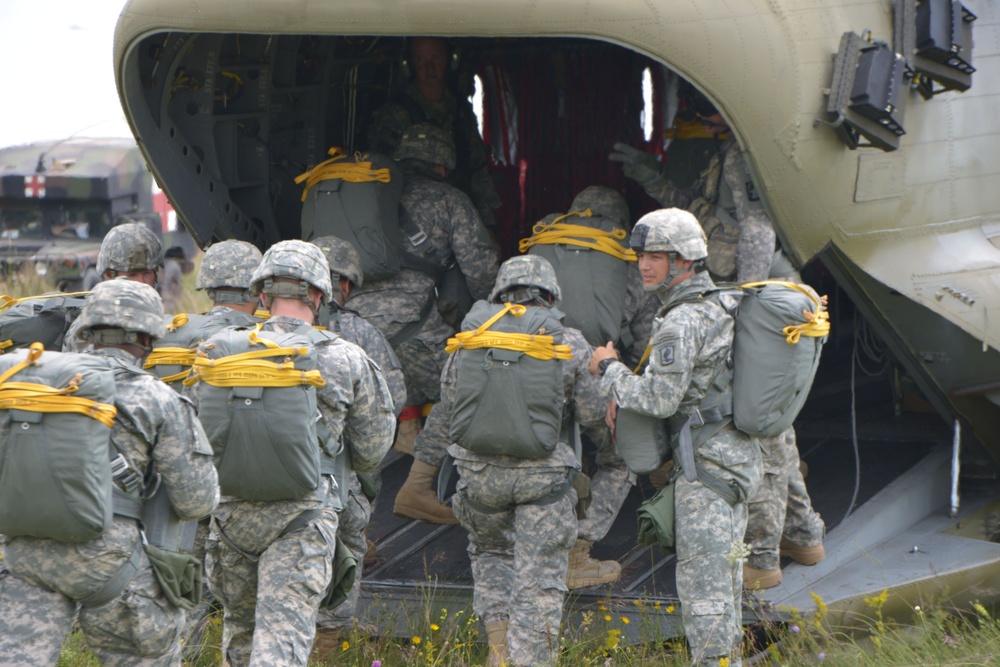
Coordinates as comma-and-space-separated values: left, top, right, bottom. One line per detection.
250, 240, 333, 302
310, 236, 364, 288
570, 186, 630, 229
489, 255, 562, 306
394, 122, 457, 171
76, 278, 167, 340
630, 208, 708, 261
96, 223, 164, 275
196, 240, 263, 291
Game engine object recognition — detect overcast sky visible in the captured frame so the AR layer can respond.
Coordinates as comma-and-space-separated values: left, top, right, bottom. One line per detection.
0, 0, 132, 149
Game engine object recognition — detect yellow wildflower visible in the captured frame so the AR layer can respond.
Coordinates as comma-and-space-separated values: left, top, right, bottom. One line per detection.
605, 614, 612, 622
719, 658, 730, 667
430, 624, 440, 632
621, 617, 630, 625
341, 640, 349, 651
863, 588, 888, 610
412, 636, 422, 645
667, 605, 675, 613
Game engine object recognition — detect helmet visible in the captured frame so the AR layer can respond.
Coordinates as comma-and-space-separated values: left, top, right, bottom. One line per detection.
311, 236, 364, 288
196, 240, 263, 292
96, 223, 163, 275
394, 123, 456, 171
488, 255, 562, 306
570, 186, 630, 229
630, 208, 708, 261
76, 279, 166, 342
250, 240, 333, 306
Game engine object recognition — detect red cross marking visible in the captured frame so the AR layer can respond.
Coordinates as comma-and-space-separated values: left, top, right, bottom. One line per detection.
24, 175, 46, 198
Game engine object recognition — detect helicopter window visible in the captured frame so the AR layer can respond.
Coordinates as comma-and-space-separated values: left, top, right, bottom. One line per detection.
471, 73, 485, 139
642, 67, 654, 142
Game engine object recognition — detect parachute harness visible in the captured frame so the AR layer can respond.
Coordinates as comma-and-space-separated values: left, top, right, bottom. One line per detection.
446, 303, 572, 361
183, 323, 325, 388
0, 343, 117, 427
144, 314, 197, 383
740, 281, 830, 343
295, 147, 392, 202
518, 211, 638, 262
0, 292, 92, 354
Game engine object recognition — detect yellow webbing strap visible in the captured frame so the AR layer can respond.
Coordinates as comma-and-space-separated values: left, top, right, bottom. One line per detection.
446, 303, 573, 361
518, 211, 638, 262
183, 323, 326, 388
0, 340, 13, 352
0, 291, 91, 313
0, 343, 117, 427
143, 347, 198, 383
294, 147, 392, 202
663, 119, 734, 141
166, 313, 189, 333
740, 281, 831, 344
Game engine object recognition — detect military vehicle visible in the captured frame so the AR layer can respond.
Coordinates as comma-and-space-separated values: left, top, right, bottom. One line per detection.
0, 137, 160, 290
112, 0, 1000, 642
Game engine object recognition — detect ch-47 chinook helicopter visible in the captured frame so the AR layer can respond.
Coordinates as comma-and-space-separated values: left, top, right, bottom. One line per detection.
114, 0, 1000, 640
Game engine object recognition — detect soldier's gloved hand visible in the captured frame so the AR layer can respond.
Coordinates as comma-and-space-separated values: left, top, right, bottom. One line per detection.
609, 142, 663, 189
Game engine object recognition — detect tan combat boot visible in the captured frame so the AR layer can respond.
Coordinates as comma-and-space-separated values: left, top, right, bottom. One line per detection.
743, 565, 782, 590
393, 416, 422, 456
309, 627, 342, 664
392, 460, 458, 524
485, 619, 509, 667
780, 539, 826, 565
566, 538, 622, 589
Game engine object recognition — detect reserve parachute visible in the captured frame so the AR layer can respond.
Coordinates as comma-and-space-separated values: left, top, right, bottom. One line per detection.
0, 292, 89, 353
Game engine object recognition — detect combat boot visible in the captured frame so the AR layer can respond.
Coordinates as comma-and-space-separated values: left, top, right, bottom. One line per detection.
393, 414, 422, 456
780, 539, 826, 565
743, 565, 782, 590
566, 539, 621, 589
485, 619, 509, 667
393, 460, 458, 524
309, 627, 342, 664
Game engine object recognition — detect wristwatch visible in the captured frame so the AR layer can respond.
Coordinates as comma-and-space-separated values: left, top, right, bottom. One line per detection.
598, 357, 617, 376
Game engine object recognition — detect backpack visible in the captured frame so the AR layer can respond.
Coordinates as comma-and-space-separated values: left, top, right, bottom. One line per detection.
145, 310, 261, 389
0, 292, 88, 354
0, 344, 119, 542
521, 211, 635, 347
187, 323, 330, 501
448, 301, 571, 459
297, 148, 404, 282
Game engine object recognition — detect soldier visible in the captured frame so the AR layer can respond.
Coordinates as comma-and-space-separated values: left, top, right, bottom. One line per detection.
64, 222, 165, 351
159, 245, 189, 314
0, 279, 219, 666
201, 240, 395, 666
309, 235, 407, 657
346, 123, 498, 524
420, 255, 603, 666
368, 36, 501, 228
589, 209, 763, 666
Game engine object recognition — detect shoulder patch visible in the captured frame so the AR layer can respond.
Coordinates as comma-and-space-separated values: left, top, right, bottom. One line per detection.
659, 344, 675, 366
745, 180, 760, 202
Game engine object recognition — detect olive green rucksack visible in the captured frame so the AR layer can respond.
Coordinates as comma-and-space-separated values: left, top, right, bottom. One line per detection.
189, 324, 332, 501
0, 293, 88, 354
0, 345, 119, 542
449, 301, 569, 459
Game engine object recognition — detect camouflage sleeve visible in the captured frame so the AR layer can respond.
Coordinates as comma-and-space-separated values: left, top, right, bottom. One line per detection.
316, 340, 396, 473
642, 172, 697, 210
416, 353, 458, 455
367, 102, 411, 155
724, 144, 776, 283
341, 315, 407, 416
563, 329, 604, 428
446, 190, 500, 300
621, 292, 660, 370
601, 307, 702, 418
121, 376, 219, 521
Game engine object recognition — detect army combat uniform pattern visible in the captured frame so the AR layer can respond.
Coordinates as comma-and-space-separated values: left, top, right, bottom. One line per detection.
204, 315, 395, 667
420, 323, 602, 666
0, 346, 219, 667
602, 271, 763, 665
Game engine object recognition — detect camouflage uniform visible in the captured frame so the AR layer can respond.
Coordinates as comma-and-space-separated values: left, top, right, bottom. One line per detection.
599, 210, 762, 665
160, 256, 185, 314
0, 280, 219, 667
201, 242, 395, 667
421, 256, 603, 666
368, 81, 501, 226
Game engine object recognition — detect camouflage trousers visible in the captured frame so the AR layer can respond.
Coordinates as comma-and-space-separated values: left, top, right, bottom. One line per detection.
452, 462, 578, 667
675, 430, 762, 666
576, 423, 635, 543
317, 474, 372, 629
0, 552, 183, 666
745, 427, 825, 570
206, 498, 339, 667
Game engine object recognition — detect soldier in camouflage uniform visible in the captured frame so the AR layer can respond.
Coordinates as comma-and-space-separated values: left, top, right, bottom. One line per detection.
310, 235, 407, 657
346, 123, 498, 524
420, 255, 604, 666
368, 36, 501, 227
590, 209, 763, 666
0, 279, 219, 666
201, 241, 395, 667
63, 222, 165, 352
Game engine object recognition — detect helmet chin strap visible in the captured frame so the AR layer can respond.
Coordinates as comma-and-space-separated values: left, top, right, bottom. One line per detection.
642, 253, 688, 293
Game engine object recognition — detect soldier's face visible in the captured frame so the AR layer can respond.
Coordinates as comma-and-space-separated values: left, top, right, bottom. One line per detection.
411, 38, 448, 87
106, 269, 158, 287
638, 251, 671, 287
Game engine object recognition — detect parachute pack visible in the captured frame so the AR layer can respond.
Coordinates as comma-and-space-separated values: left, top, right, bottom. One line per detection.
187, 323, 332, 501
297, 147, 404, 282
615, 281, 829, 475
0, 344, 121, 542
0, 292, 88, 354
448, 301, 572, 459
520, 210, 637, 347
